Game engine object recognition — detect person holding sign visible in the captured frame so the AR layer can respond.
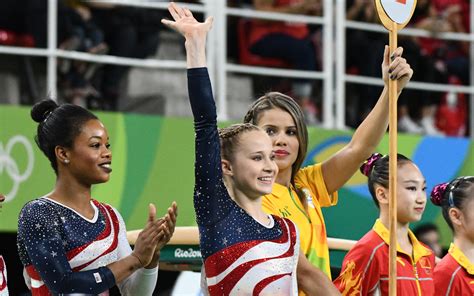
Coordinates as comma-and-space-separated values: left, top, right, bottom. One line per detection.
431, 176, 474, 296
243, 44, 413, 281
17, 100, 177, 295
333, 153, 435, 295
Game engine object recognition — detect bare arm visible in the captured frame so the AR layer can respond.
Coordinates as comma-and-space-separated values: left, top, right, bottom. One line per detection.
322, 46, 413, 194
297, 252, 341, 296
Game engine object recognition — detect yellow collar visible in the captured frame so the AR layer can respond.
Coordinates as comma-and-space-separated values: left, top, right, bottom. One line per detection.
449, 243, 474, 275
372, 219, 432, 263
271, 182, 290, 197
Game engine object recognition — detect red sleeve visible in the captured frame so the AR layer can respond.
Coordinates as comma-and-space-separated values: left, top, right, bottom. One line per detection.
334, 242, 381, 296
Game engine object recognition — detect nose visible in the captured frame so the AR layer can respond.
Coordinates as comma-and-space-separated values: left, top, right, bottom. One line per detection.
102, 146, 112, 159
274, 132, 287, 147
416, 191, 427, 204
264, 158, 278, 174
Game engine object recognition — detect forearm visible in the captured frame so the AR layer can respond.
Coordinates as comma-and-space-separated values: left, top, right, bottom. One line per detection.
118, 265, 158, 296
297, 255, 340, 296
185, 33, 207, 68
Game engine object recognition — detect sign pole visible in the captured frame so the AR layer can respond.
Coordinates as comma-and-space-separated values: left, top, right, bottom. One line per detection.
374, 1, 416, 294
388, 21, 398, 296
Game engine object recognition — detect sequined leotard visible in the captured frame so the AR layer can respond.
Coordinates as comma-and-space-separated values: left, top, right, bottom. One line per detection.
188, 67, 299, 295
17, 197, 157, 296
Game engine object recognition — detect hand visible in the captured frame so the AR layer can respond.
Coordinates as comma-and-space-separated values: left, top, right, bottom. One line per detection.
132, 204, 165, 268
381, 46, 413, 94
161, 2, 213, 42
144, 202, 178, 269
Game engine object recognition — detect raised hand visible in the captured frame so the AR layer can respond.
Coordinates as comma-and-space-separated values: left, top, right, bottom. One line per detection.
381, 46, 413, 94
161, 2, 213, 41
131, 203, 165, 268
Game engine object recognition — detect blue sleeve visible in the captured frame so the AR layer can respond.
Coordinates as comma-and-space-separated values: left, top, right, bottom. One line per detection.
187, 67, 234, 226
17, 202, 116, 294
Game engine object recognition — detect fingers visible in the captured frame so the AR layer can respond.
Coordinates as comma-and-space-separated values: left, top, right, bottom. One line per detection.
205, 16, 214, 29
161, 18, 176, 30
390, 46, 403, 61
184, 8, 193, 18
148, 203, 156, 223
169, 2, 182, 21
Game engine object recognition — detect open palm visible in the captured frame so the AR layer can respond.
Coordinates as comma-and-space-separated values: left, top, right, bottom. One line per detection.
162, 2, 213, 39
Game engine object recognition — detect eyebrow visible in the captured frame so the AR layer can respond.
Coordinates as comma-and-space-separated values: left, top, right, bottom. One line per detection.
89, 136, 108, 141
263, 124, 297, 129
402, 180, 426, 185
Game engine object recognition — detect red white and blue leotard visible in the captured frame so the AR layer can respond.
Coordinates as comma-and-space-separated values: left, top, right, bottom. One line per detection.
0, 255, 8, 296
188, 67, 299, 295
17, 197, 157, 295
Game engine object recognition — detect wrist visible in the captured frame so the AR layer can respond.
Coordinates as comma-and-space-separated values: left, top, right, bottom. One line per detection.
144, 252, 160, 269
130, 252, 145, 269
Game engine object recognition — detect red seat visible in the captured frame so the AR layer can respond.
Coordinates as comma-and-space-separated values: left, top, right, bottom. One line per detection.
237, 19, 290, 68
0, 29, 35, 47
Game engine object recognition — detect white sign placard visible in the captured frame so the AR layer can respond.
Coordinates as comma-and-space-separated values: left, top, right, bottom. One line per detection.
381, 0, 416, 24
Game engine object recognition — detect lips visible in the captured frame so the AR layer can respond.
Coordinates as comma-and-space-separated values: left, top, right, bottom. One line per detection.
257, 176, 273, 184
274, 149, 289, 157
414, 207, 424, 213
99, 162, 112, 173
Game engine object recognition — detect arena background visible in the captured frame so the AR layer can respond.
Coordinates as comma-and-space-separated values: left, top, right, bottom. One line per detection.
1, 104, 472, 265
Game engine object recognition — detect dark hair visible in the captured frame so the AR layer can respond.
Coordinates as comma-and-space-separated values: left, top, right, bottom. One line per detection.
430, 176, 474, 231
360, 153, 412, 207
31, 99, 98, 174
413, 223, 439, 238
218, 123, 261, 162
243, 92, 308, 207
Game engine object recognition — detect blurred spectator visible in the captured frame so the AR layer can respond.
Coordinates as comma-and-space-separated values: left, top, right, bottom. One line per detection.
25, 0, 107, 106
89, 4, 164, 110
435, 76, 468, 136
346, 0, 452, 135
247, 0, 323, 124
413, 223, 444, 258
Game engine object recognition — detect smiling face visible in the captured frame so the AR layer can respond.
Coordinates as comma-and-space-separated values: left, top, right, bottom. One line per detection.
395, 162, 427, 223
65, 119, 112, 185
226, 130, 278, 199
255, 108, 299, 182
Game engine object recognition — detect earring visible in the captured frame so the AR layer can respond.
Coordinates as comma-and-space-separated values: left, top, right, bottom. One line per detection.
64, 159, 70, 164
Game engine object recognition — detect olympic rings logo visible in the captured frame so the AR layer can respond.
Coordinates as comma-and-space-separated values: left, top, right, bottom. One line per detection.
0, 135, 34, 202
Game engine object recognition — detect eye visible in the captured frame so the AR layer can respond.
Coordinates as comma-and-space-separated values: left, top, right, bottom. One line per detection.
422, 186, 427, 192
106, 143, 111, 149
90, 143, 100, 149
265, 127, 276, 136
252, 155, 262, 161
287, 129, 297, 136
270, 154, 276, 161
406, 186, 416, 191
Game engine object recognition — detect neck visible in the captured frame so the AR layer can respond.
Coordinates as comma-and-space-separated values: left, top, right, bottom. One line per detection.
49, 175, 94, 217
275, 167, 292, 187
379, 212, 411, 246
226, 186, 269, 225
453, 236, 474, 263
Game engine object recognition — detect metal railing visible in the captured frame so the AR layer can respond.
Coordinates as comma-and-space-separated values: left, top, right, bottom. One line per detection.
0, 0, 472, 137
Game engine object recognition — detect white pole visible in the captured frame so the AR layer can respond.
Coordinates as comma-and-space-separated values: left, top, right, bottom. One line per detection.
47, 0, 58, 100
322, 0, 334, 128
216, 0, 228, 120
335, 0, 346, 130
203, 0, 216, 97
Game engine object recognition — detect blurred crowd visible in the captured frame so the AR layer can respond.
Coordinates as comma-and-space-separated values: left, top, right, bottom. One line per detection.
0, 0, 470, 137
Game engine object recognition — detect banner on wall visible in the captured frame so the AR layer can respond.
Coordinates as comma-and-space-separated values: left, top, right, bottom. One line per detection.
1, 105, 473, 250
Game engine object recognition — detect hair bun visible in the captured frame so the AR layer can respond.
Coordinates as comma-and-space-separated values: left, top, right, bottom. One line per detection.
430, 183, 448, 206
31, 99, 59, 123
360, 153, 383, 177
